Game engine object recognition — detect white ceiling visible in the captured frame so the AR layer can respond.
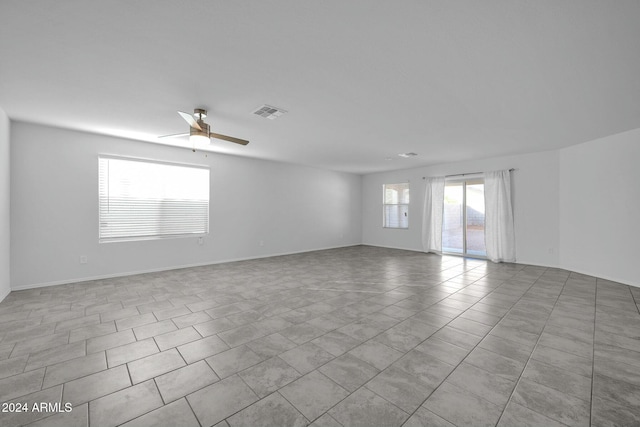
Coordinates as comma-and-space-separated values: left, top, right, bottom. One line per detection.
1, 1, 639, 174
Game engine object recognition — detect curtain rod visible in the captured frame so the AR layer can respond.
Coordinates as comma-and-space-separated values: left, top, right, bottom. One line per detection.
422, 168, 515, 180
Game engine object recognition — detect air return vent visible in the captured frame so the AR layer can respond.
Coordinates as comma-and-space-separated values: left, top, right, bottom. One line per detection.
253, 104, 287, 120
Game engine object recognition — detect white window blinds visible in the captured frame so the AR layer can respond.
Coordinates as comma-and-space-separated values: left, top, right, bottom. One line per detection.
98, 156, 209, 242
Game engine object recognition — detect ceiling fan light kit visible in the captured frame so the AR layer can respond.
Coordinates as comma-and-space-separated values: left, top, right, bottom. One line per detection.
189, 132, 210, 146
189, 120, 210, 145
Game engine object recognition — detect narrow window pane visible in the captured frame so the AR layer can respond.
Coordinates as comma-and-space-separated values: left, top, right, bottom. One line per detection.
384, 184, 410, 204
384, 204, 409, 228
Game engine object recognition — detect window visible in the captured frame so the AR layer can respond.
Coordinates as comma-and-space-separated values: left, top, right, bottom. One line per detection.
98, 156, 209, 242
383, 183, 409, 228
442, 177, 486, 256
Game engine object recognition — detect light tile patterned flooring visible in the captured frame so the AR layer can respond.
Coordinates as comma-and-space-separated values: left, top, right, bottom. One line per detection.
0, 246, 639, 427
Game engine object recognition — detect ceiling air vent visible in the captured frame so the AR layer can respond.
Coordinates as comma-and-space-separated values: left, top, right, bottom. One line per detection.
398, 152, 418, 158
252, 104, 287, 120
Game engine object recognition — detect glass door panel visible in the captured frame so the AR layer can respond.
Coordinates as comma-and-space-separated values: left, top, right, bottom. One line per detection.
465, 181, 486, 256
443, 182, 464, 254
442, 178, 486, 257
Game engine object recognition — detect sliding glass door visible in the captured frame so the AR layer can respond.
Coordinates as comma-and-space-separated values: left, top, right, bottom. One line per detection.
442, 178, 486, 257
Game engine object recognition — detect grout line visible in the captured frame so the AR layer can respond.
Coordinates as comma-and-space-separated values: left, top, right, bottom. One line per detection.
401, 267, 548, 426
207, 281, 448, 425
97, 379, 164, 426
153, 376, 167, 405
628, 284, 640, 316
2, 250, 634, 427
303, 265, 535, 426
183, 394, 204, 427
125, 361, 134, 386
275, 390, 313, 425
87, 389, 91, 427
303, 288, 386, 294
590, 279, 599, 427
494, 271, 585, 427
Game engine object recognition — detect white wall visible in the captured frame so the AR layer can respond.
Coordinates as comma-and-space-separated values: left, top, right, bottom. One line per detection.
0, 107, 10, 301
10, 122, 362, 289
9, 119, 639, 290
362, 150, 561, 268
559, 128, 640, 287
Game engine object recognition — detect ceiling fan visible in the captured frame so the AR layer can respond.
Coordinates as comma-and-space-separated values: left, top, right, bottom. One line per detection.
159, 108, 249, 149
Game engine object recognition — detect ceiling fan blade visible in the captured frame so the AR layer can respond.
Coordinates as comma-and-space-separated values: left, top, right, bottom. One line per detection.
158, 132, 190, 139
210, 132, 250, 146
177, 111, 202, 131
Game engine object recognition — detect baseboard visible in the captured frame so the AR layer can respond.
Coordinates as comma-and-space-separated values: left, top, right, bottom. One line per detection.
361, 243, 424, 253
360, 244, 638, 289
10, 244, 361, 291
0, 287, 10, 303
558, 265, 639, 289
11, 244, 638, 291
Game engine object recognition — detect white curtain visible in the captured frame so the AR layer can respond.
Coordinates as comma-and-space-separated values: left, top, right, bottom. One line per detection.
484, 170, 516, 262
422, 177, 445, 253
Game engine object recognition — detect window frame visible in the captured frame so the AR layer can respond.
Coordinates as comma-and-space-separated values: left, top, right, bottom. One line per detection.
98, 154, 210, 243
382, 182, 410, 229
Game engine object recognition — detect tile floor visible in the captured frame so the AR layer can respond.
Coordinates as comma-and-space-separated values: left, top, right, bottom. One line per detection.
0, 246, 639, 427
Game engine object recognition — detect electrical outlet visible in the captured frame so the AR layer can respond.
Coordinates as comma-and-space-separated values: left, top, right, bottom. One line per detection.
259, 240, 264, 247
198, 237, 203, 245
79, 255, 87, 264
